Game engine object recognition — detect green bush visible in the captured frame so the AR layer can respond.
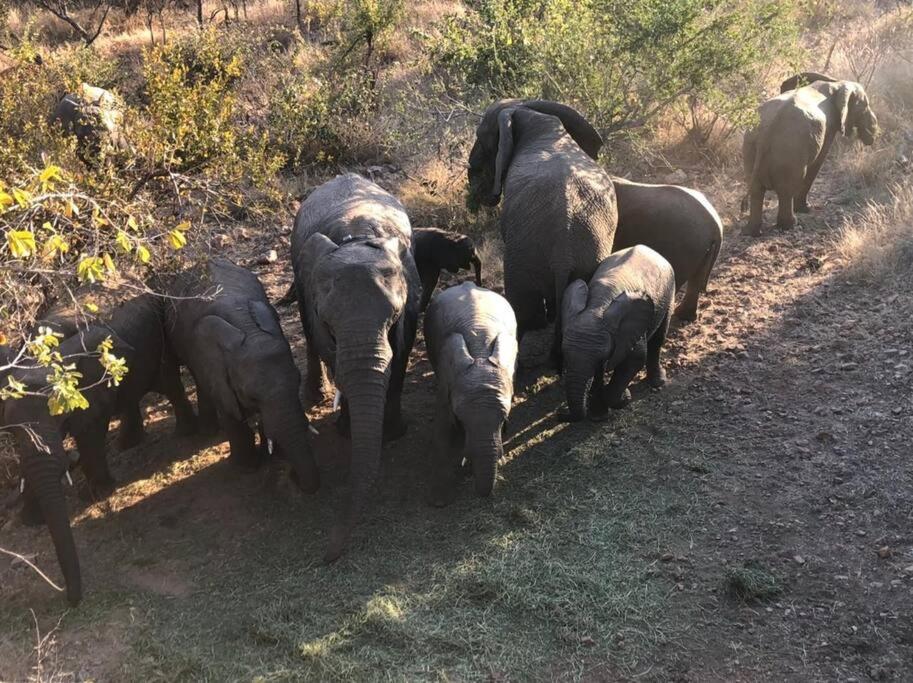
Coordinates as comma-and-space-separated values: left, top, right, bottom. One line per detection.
429, 0, 803, 134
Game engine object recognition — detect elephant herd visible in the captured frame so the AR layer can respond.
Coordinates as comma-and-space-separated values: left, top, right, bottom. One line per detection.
2, 74, 877, 606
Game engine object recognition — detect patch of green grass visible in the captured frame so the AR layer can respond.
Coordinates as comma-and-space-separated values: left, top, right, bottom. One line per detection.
725, 562, 784, 603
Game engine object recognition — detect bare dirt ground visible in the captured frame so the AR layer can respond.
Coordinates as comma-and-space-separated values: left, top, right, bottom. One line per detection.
1, 154, 912, 681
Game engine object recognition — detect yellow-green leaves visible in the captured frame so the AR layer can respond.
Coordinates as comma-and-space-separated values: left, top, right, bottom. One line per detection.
46, 363, 89, 415
27, 326, 63, 366
136, 243, 151, 264
168, 229, 187, 249
77, 255, 107, 283
7, 230, 36, 258
0, 375, 27, 401
97, 337, 128, 387
43, 234, 70, 260
116, 230, 134, 253
39, 164, 63, 192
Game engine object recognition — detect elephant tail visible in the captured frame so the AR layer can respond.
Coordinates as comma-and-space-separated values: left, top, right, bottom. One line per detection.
276, 283, 297, 306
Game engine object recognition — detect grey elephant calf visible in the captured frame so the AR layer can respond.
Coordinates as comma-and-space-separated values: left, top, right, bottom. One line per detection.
164, 258, 320, 493
51, 84, 129, 164
561, 246, 675, 422
611, 177, 723, 322
424, 282, 517, 506
413, 227, 482, 310
291, 173, 421, 562
743, 79, 877, 235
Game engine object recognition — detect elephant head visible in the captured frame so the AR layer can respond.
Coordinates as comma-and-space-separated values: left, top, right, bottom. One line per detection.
443, 333, 516, 497
301, 233, 410, 558
4, 325, 127, 606
834, 82, 877, 146
467, 99, 604, 208
194, 301, 320, 493
561, 285, 653, 421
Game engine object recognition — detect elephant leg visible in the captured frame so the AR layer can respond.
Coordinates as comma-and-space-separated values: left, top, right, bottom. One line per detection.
428, 403, 460, 507
117, 402, 145, 450
75, 425, 116, 499
19, 484, 45, 526
550, 270, 570, 372
509, 290, 547, 347
587, 362, 609, 421
160, 356, 197, 436
304, 340, 326, 408
222, 414, 260, 470
796, 144, 830, 213
646, 314, 669, 389
744, 182, 765, 236
419, 267, 440, 311
674, 282, 700, 323
383, 326, 412, 443
196, 384, 220, 436
603, 341, 647, 409
775, 188, 796, 230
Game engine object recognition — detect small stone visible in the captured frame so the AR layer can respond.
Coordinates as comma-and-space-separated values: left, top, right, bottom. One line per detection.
662, 169, 688, 184
904, 565, 913, 574
212, 233, 231, 249
855, 530, 867, 537
256, 249, 278, 265
794, 555, 805, 565
877, 546, 892, 559
661, 552, 674, 562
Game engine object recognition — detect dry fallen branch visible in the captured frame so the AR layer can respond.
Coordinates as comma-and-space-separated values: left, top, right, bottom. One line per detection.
0, 546, 64, 593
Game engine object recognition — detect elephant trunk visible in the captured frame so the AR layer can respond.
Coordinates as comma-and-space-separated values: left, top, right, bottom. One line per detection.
465, 430, 501, 497
325, 334, 392, 562
266, 401, 320, 494
564, 362, 595, 422
21, 430, 81, 605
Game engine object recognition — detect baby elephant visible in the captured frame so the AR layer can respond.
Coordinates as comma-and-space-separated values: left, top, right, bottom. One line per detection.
561, 246, 675, 422
424, 282, 517, 506
413, 228, 483, 309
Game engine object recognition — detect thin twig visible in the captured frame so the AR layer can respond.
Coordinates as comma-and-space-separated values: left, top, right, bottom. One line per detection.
0, 547, 64, 592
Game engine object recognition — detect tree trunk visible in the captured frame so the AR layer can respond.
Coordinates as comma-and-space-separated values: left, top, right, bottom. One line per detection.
196, 0, 204, 28
295, 0, 303, 35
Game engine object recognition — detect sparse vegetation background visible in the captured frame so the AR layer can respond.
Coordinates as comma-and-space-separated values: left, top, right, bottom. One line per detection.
2, 0, 913, 679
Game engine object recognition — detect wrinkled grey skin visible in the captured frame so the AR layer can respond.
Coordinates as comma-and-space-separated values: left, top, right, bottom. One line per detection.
467, 99, 617, 363
611, 177, 723, 322
423, 283, 517, 506
780, 72, 837, 94
413, 227, 482, 310
561, 246, 675, 422
164, 258, 320, 494
5, 294, 197, 606
290, 173, 421, 563
743, 80, 878, 235
51, 85, 129, 165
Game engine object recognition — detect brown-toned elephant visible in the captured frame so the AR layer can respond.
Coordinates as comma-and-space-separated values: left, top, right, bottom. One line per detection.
4, 294, 197, 605
743, 79, 878, 235
290, 173, 421, 563
467, 99, 617, 365
412, 228, 482, 310
611, 177, 723, 322
423, 282, 517, 506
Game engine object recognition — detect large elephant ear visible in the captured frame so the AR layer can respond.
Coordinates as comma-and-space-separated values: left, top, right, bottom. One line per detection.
522, 100, 603, 160
194, 315, 245, 420
832, 82, 865, 136
249, 300, 283, 337
488, 333, 518, 373
492, 107, 516, 199
605, 292, 654, 368
561, 279, 589, 323
443, 333, 474, 377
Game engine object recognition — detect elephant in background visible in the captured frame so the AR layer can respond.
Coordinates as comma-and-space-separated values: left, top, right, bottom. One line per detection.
467, 99, 617, 364
423, 282, 517, 506
163, 258, 320, 492
413, 227, 483, 310
611, 177, 723, 322
51, 84, 129, 165
780, 71, 837, 93
290, 173, 421, 562
743, 79, 878, 235
561, 246, 675, 422
5, 293, 197, 606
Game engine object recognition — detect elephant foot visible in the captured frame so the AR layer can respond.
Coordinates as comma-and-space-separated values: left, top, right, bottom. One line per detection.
289, 468, 320, 495
608, 389, 632, 410
673, 304, 697, 323
429, 483, 458, 508
647, 368, 667, 389
323, 525, 349, 565
84, 476, 117, 501
557, 410, 584, 423
229, 447, 262, 472
795, 201, 811, 214
117, 427, 144, 451
742, 222, 762, 237
304, 385, 327, 409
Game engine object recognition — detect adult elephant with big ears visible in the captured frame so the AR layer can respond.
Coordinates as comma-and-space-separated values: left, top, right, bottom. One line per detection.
291, 173, 421, 563
467, 99, 618, 365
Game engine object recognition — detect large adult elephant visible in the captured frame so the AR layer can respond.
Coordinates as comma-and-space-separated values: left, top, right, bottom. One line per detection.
780, 71, 837, 93
290, 173, 421, 563
163, 258, 320, 491
743, 79, 877, 235
611, 177, 723, 322
467, 99, 617, 362
4, 294, 196, 606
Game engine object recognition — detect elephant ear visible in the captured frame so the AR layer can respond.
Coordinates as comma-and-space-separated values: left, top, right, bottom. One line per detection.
522, 100, 603, 160
194, 315, 245, 420
492, 107, 516, 200
833, 82, 864, 136
488, 333, 518, 373
249, 300, 282, 337
605, 292, 654, 368
561, 279, 589, 323
443, 333, 475, 377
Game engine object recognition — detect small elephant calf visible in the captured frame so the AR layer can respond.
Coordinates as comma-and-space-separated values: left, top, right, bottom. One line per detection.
424, 282, 517, 506
561, 246, 675, 422
412, 228, 482, 310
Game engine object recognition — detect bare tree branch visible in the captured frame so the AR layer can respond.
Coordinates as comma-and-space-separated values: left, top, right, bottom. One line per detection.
32, 0, 110, 46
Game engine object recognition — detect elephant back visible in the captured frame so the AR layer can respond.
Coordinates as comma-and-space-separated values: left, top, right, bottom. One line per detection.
592, 246, 675, 325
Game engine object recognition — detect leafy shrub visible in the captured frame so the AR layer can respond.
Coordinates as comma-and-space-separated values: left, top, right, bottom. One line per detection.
429, 0, 803, 134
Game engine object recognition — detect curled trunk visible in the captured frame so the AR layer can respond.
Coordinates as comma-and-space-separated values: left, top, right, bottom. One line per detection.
265, 401, 320, 494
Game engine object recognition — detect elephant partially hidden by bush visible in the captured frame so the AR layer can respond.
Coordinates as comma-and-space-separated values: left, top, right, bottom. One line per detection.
467, 99, 617, 364
742, 79, 878, 235
561, 246, 675, 422
423, 282, 517, 506
611, 177, 723, 322
290, 173, 421, 563
163, 258, 320, 491
4, 294, 198, 606
51, 84, 129, 164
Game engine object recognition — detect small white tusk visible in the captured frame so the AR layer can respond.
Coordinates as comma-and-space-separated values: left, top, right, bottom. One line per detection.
461, 457, 468, 468
333, 390, 342, 411
20, 478, 25, 493
65, 471, 73, 486
308, 424, 320, 436
267, 438, 274, 455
